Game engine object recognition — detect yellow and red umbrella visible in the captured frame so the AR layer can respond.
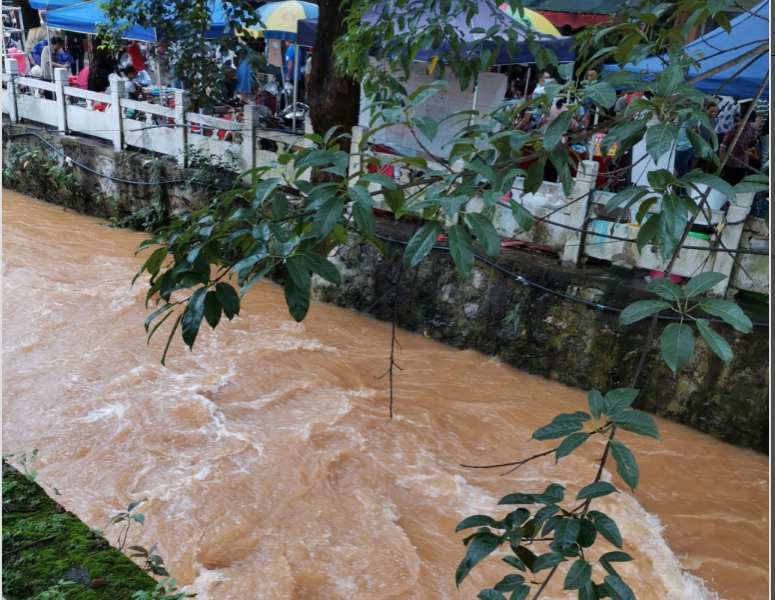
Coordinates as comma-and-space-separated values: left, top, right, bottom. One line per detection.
499, 4, 561, 36
248, 0, 319, 41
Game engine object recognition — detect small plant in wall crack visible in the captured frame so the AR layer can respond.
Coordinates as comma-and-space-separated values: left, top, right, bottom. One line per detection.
458, 387, 660, 600
619, 272, 752, 373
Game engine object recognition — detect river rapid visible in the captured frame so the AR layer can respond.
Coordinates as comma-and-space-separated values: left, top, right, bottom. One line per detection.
2, 190, 769, 600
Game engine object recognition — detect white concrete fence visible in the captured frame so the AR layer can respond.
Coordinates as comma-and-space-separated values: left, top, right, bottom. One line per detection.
2, 62, 768, 299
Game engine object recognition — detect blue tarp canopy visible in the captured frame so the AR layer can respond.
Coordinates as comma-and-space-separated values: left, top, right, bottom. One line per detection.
605, 0, 769, 100
296, 0, 575, 63
46, 0, 236, 42
29, 0, 83, 11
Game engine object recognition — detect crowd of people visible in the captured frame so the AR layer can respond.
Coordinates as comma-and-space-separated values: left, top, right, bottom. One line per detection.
503, 67, 769, 193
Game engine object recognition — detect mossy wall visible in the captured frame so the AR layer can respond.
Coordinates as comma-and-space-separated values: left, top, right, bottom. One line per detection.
312, 219, 769, 454
2, 464, 157, 600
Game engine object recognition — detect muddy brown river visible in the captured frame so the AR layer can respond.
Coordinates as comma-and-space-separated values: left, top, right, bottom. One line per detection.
2, 190, 769, 599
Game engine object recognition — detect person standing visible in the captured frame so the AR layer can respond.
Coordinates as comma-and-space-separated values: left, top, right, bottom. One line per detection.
40, 35, 66, 79
284, 43, 305, 102
719, 113, 758, 185
64, 31, 84, 74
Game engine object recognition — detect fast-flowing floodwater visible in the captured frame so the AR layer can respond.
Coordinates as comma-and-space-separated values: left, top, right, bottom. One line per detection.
2, 190, 769, 600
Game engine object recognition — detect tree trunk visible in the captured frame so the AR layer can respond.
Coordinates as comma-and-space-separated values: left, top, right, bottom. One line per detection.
17, 0, 41, 32
307, 0, 360, 150
87, 37, 115, 92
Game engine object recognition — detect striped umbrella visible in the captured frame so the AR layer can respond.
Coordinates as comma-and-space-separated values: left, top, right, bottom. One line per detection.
498, 4, 561, 36
249, 0, 319, 41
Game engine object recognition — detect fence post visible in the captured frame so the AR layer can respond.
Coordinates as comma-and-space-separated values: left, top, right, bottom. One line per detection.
707, 191, 754, 298
174, 88, 188, 167
108, 74, 125, 151
54, 67, 68, 134
4, 58, 19, 123
242, 104, 259, 180
561, 159, 599, 267
348, 125, 367, 178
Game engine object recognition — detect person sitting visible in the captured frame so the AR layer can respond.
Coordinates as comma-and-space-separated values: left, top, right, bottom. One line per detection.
4, 31, 20, 52
122, 65, 145, 101
719, 112, 759, 185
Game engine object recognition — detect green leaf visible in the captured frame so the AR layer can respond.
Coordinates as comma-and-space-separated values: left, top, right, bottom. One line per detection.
645, 123, 679, 161
600, 552, 633, 563
696, 318, 733, 363
657, 65, 684, 97
510, 584, 531, 600
143, 248, 168, 278
181, 288, 207, 350
532, 552, 565, 572
646, 277, 682, 302
493, 574, 526, 592
499, 493, 536, 505
215, 282, 240, 320
682, 272, 726, 298
588, 389, 603, 420
514, 546, 537, 572
609, 441, 639, 492
556, 433, 590, 462
477, 590, 506, 600
313, 197, 345, 239
576, 481, 617, 501
698, 298, 753, 333
734, 178, 770, 194
586, 82, 617, 108
534, 505, 561, 525
543, 111, 574, 151
603, 187, 648, 213
160, 314, 182, 367
503, 556, 526, 571
403, 221, 442, 270
302, 252, 341, 286
414, 116, 439, 141
682, 172, 736, 202
619, 300, 670, 325
503, 508, 531, 530
455, 531, 503, 586
251, 177, 281, 208
455, 515, 499, 533
636, 213, 660, 251
524, 160, 545, 195
600, 120, 647, 156
608, 411, 662, 441
283, 275, 310, 323
686, 128, 713, 160
531, 483, 565, 504
565, 560, 592, 590
588, 511, 623, 549
707, 0, 734, 15
577, 519, 597, 548
578, 580, 601, 600
658, 195, 688, 259
602, 388, 638, 415
509, 199, 534, 231
448, 224, 475, 281
660, 322, 695, 373
361, 173, 397, 190
604, 576, 636, 600
467, 213, 501, 258
553, 518, 581, 549
203, 291, 221, 329
533, 420, 584, 441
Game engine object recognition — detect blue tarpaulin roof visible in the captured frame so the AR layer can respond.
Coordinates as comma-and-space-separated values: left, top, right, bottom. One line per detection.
605, 0, 769, 100
296, 0, 575, 63
29, 0, 83, 11
46, 0, 236, 41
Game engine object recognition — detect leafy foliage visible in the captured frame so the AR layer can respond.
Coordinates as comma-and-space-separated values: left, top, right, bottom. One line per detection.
456, 386, 660, 596
617, 272, 751, 373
